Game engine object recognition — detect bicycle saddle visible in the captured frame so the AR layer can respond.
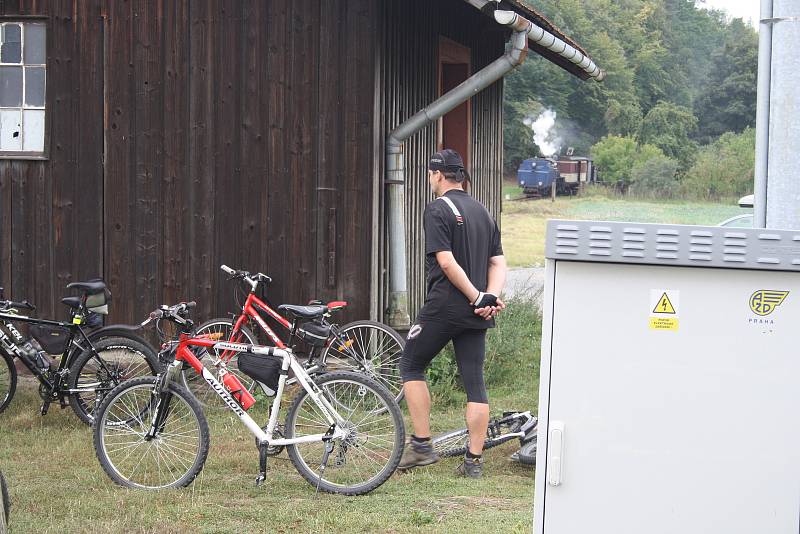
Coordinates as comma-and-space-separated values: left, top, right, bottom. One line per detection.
277, 304, 327, 320
61, 296, 82, 309
66, 280, 106, 294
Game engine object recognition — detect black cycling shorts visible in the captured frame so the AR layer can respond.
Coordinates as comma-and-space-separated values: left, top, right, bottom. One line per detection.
399, 320, 488, 404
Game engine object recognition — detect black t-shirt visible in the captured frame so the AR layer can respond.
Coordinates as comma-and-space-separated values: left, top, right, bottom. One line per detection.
417, 189, 503, 329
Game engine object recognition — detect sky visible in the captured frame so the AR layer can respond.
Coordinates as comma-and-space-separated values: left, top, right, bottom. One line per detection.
699, 0, 761, 27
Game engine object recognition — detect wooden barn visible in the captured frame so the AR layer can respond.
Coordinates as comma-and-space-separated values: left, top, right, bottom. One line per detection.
0, 0, 600, 328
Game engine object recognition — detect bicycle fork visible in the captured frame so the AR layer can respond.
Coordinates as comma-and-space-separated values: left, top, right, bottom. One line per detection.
145, 362, 182, 440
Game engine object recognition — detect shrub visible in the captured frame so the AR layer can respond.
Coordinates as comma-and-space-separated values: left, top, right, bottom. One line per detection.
628, 154, 679, 199
681, 128, 755, 200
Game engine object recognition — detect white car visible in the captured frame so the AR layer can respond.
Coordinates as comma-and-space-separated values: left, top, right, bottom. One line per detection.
719, 195, 753, 228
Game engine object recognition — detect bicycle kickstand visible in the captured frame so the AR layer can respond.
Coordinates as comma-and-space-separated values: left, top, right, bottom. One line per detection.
315, 441, 335, 495
255, 444, 268, 487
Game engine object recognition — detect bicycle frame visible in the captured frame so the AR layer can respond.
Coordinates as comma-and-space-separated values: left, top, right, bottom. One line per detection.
167, 335, 348, 446
0, 308, 112, 395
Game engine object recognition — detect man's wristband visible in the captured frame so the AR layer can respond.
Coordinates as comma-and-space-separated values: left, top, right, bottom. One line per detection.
472, 292, 497, 308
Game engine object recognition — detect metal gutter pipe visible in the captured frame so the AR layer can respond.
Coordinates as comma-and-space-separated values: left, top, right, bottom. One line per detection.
464, 0, 605, 81
754, 0, 773, 228
384, 11, 529, 328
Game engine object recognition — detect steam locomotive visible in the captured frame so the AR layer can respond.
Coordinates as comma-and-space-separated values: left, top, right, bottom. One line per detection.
517, 156, 595, 197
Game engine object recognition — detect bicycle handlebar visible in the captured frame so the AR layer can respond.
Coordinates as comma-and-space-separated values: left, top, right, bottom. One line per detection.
219, 264, 272, 291
144, 301, 196, 325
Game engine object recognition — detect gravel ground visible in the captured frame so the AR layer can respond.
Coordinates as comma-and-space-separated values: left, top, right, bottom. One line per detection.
504, 267, 545, 300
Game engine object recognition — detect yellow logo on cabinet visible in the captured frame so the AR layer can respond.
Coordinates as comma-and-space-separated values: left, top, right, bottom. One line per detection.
749, 290, 789, 316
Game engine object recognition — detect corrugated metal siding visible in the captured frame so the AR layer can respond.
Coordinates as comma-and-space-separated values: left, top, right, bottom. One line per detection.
378, 0, 505, 323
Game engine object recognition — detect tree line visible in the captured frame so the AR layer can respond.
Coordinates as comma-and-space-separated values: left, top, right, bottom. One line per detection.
504, 0, 757, 200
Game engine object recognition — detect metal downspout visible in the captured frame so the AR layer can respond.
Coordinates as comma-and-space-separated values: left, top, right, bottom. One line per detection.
384, 12, 529, 328
464, 0, 606, 81
754, 0, 773, 228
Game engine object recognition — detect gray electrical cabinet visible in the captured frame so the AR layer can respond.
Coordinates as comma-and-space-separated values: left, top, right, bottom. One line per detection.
534, 220, 800, 534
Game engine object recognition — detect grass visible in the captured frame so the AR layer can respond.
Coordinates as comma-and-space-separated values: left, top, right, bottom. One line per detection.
0, 298, 540, 533
501, 182, 745, 267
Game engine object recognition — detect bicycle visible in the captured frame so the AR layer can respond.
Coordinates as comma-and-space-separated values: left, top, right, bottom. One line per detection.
93, 302, 405, 495
0, 281, 159, 424
186, 265, 405, 407
431, 411, 537, 460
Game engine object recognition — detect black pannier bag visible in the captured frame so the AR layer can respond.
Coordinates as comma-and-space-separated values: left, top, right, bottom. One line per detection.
238, 353, 281, 393
297, 319, 331, 347
29, 324, 70, 355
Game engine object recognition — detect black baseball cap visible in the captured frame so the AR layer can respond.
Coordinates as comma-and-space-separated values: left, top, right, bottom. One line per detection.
428, 149, 465, 172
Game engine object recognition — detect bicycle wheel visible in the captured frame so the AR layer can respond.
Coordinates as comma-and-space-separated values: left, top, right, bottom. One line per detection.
432, 417, 526, 458
321, 321, 405, 404
0, 470, 8, 532
285, 372, 404, 495
93, 376, 209, 490
0, 351, 16, 415
184, 318, 258, 408
515, 437, 537, 465
68, 337, 160, 425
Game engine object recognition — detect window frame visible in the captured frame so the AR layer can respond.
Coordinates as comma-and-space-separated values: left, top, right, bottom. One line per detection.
0, 16, 49, 160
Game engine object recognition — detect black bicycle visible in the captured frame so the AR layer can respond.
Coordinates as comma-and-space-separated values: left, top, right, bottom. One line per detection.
432, 411, 537, 462
0, 281, 159, 424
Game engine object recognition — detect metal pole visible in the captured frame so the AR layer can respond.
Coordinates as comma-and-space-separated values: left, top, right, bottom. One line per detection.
754, 0, 773, 228
765, 0, 800, 229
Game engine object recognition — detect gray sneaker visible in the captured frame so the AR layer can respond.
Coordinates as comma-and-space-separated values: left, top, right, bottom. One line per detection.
456, 456, 483, 478
398, 439, 439, 470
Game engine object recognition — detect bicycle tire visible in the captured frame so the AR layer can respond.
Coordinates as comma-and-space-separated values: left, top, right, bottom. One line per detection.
0, 470, 8, 533
321, 320, 405, 404
0, 351, 16, 415
432, 419, 526, 458
93, 376, 209, 490
285, 371, 404, 495
185, 318, 258, 408
515, 437, 537, 465
68, 337, 160, 425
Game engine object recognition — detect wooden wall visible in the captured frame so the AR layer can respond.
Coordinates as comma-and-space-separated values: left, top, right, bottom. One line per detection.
0, 0, 377, 324
377, 0, 506, 322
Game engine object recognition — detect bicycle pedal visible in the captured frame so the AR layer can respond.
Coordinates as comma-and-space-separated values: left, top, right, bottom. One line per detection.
255, 472, 267, 487
40, 402, 50, 416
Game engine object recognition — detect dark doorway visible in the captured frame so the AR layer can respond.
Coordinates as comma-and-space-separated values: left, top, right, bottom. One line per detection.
438, 38, 471, 166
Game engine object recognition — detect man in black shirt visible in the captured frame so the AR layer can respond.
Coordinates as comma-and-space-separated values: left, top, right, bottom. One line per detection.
398, 149, 507, 478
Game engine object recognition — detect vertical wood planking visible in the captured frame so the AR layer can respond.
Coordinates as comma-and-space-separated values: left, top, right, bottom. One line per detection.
104, 0, 135, 323
285, 0, 319, 304
162, 0, 189, 305
73, 0, 104, 286
131, 0, 163, 316
264, 0, 289, 307
315, 0, 343, 300
187, 0, 215, 317
210, 0, 241, 311
238, 0, 267, 290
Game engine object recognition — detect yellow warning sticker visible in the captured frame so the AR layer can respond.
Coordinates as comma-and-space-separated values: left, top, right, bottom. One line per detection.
650, 289, 679, 331
649, 317, 679, 331
653, 292, 676, 314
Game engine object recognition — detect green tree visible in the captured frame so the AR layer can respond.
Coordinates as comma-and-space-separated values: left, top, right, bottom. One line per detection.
694, 18, 758, 143
591, 135, 664, 188
638, 101, 698, 171
681, 128, 755, 200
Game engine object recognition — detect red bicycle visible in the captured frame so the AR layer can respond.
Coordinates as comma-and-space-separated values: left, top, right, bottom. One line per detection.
93, 302, 404, 494
183, 266, 405, 407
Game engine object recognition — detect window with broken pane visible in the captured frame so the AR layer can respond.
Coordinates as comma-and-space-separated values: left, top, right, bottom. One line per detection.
0, 22, 46, 155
